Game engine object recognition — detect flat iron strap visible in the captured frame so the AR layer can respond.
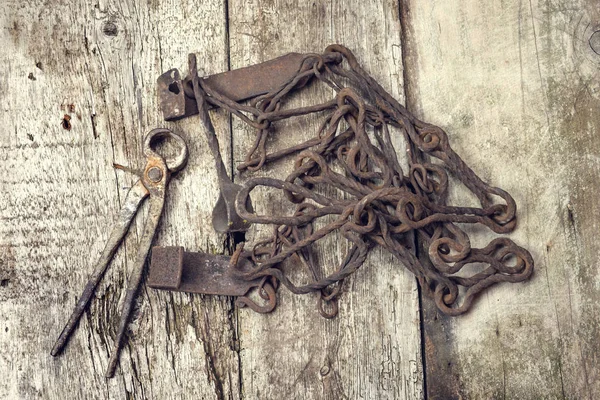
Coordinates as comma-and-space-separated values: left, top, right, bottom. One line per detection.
201, 52, 305, 102
157, 52, 343, 121
201, 51, 342, 102
148, 246, 262, 296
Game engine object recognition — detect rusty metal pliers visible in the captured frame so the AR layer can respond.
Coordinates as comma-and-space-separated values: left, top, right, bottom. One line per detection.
51, 128, 188, 378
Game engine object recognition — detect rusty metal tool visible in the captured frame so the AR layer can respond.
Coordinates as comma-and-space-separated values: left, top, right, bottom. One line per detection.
147, 246, 277, 313
51, 128, 188, 378
188, 53, 252, 233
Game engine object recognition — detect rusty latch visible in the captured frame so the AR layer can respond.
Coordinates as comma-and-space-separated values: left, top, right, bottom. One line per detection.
148, 246, 260, 296
157, 52, 342, 121
148, 246, 278, 313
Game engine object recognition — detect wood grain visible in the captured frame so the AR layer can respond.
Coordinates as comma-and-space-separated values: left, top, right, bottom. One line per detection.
228, 1, 422, 399
0, 1, 239, 398
2, 0, 599, 398
402, 0, 600, 398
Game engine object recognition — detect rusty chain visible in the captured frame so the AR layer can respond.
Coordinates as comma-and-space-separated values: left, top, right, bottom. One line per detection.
192, 44, 533, 317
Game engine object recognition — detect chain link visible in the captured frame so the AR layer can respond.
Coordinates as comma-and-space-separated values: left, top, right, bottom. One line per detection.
198, 45, 533, 316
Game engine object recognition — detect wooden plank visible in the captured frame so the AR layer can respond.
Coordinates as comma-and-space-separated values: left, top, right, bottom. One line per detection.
228, 1, 423, 399
0, 1, 241, 398
402, 0, 600, 398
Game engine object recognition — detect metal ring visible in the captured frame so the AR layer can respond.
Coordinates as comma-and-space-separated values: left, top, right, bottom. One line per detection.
143, 128, 189, 172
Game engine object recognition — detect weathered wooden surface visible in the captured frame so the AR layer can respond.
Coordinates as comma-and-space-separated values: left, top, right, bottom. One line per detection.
228, 1, 421, 399
0, 1, 239, 399
1, 0, 599, 399
402, 0, 600, 398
